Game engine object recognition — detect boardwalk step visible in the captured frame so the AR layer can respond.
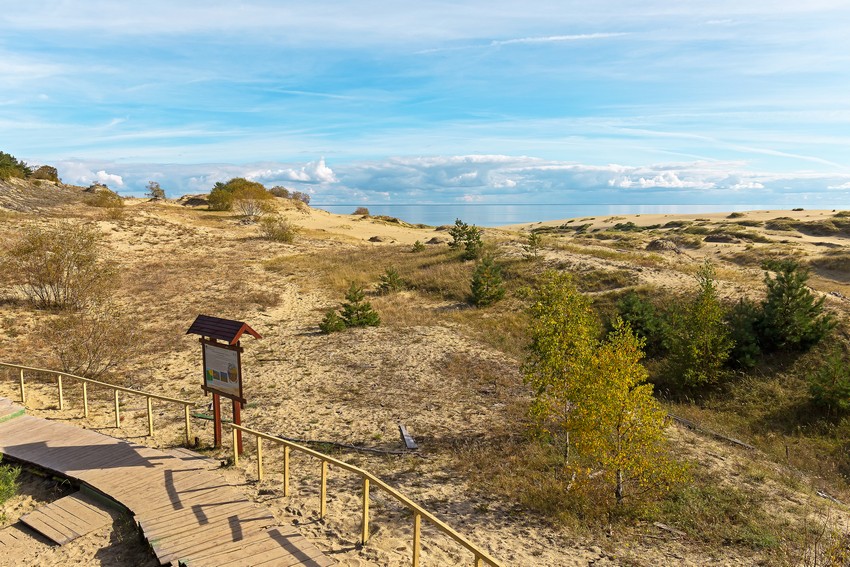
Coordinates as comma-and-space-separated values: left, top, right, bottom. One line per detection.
19, 491, 112, 546
0, 399, 24, 424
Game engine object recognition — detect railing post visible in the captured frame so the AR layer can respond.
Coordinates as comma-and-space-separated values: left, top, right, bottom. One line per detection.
184, 405, 191, 446
412, 512, 421, 567
257, 437, 264, 481
57, 373, 64, 410
361, 477, 370, 545
320, 461, 328, 519
19, 369, 25, 405
114, 389, 120, 428
82, 382, 88, 418
283, 445, 290, 497
232, 427, 239, 466
146, 396, 154, 436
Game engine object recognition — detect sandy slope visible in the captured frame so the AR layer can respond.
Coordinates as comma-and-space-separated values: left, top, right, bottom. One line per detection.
0, 190, 849, 566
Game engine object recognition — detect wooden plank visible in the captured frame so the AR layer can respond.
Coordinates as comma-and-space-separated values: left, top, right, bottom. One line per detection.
0, 397, 332, 567
399, 423, 419, 450
19, 492, 114, 546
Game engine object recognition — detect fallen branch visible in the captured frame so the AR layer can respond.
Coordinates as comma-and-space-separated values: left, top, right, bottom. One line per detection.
668, 414, 756, 451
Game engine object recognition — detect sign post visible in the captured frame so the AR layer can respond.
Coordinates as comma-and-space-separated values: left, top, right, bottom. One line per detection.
186, 315, 261, 453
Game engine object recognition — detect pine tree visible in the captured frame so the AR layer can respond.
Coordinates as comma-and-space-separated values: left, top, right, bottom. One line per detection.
758, 260, 834, 352
470, 256, 505, 307
339, 283, 381, 327
666, 261, 733, 389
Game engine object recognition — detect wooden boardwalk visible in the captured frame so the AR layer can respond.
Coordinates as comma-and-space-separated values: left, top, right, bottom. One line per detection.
0, 398, 333, 567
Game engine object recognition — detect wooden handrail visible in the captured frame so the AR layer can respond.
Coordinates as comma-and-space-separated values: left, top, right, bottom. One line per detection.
0, 361, 193, 444
228, 422, 501, 567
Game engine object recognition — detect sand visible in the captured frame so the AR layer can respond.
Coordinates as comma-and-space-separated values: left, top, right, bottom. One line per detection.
0, 187, 849, 566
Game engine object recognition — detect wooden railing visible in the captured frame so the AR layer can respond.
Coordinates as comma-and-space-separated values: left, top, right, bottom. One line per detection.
0, 361, 193, 444
1, 361, 501, 566
229, 423, 502, 567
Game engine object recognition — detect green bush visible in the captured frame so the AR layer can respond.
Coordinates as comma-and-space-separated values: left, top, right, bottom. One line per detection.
0, 457, 19, 508
411, 240, 426, 252
615, 291, 669, 358
84, 189, 123, 209
259, 216, 298, 243
470, 256, 505, 307
808, 348, 850, 414
3, 222, 117, 309
208, 178, 268, 211
377, 267, 405, 295
758, 260, 835, 352
31, 165, 60, 182
726, 299, 762, 369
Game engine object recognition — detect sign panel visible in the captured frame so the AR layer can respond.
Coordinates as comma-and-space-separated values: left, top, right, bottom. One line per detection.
201, 340, 245, 403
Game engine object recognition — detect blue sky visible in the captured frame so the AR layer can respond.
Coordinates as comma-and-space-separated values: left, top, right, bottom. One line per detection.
2, 1, 850, 206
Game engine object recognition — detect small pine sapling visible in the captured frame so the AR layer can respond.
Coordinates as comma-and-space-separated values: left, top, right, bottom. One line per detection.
377, 267, 405, 295
470, 256, 505, 307
340, 283, 381, 327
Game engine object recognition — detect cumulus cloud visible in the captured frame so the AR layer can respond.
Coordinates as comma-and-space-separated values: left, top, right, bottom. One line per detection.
59, 161, 125, 187
247, 158, 337, 185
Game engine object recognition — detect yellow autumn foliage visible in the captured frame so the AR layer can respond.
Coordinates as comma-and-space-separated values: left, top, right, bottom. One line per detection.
525, 271, 686, 509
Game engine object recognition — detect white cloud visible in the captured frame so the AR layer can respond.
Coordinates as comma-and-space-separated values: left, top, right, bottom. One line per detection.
491, 33, 628, 47
95, 170, 124, 186
51, 155, 850, 206
247, 158, 337, 185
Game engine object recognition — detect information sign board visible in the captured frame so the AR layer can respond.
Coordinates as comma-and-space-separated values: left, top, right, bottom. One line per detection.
201, 339, 246, 404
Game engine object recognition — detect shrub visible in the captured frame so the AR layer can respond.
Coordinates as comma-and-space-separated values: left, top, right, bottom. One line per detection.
269, 186, 290, 198
259, 215, 298, 243
0, 457, 19, 509
758, 260, 835, 352
233, 185, 275, 220
42, 305, 139, 379
84, 189, 124, 209
808, 348, 850, 414
208, 178, 268, 211
411, 240, 426, 252
616, 291, 669, 358
291, 191, 311, 205
470, 256, 505, 307
146, 181, 166, 200
353, 207, 370, 216
31, 165, 60, 182
377, 267, 405, 295
3, 223, 117, 309
726, 299, 762, 369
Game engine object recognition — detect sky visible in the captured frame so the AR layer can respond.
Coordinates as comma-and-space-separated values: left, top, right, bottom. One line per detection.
2, 1, 850, 207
